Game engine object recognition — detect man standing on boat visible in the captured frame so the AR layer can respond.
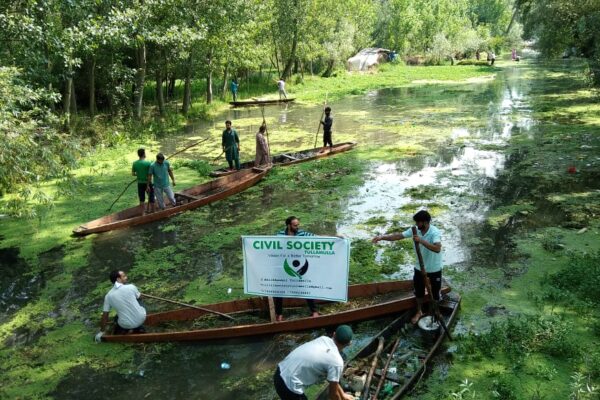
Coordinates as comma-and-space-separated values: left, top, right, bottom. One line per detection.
222, 120, 241, 171
230, 78, 239, 102
132, 148, 155, 214
277, 78, 288, 100
255, 123, 271, 167
274, 325, 355, 400
371, 210, 442, 324
97, 270, 146, 340
148, 153, 177, 209
320, 106, 333, 152
274, 216, 319, 321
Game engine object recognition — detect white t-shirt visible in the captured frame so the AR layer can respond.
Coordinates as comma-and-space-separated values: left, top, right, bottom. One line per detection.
277, 80, 285, 90
103, 283, 146, 329
278, 336, 344, 394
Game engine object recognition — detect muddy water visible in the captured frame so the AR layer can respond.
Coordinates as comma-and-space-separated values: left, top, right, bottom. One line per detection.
50, 65, 537, 399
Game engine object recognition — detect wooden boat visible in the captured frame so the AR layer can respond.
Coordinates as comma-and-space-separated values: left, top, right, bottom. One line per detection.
100, 280, 451, 343
229, 98, 295, 107
210, 142, 357, 177
316, 292, 461, 400
73, 167, 270, 236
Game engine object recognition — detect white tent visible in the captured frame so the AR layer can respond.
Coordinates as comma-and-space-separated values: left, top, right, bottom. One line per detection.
347, 48, 391, 71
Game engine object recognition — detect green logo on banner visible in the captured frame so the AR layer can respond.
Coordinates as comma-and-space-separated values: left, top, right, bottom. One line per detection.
283, 258, 309, 279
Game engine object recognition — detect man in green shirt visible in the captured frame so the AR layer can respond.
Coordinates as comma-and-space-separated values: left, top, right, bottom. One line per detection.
132, 148, 155, 214
148, 153, 177, 209
222, 120, 240, 171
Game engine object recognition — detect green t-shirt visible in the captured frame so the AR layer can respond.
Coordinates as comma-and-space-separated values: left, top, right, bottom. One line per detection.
132, 159, 151, 183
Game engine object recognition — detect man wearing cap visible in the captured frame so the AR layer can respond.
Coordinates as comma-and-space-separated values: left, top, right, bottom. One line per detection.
274, 325, 355, 400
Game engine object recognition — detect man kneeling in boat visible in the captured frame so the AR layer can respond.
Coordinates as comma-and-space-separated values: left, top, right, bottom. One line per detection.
97, 270, 146, 340
274, 325, 355, 400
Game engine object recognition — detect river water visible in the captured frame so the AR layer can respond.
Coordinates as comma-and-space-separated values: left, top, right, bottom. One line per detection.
25, 63, 539, 399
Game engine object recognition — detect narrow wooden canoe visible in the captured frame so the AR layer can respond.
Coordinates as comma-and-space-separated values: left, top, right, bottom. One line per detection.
73, 167, 270, 236
210, 142, 357, 177
229, 98, 295, 107
101, 280, 451, 343
316, 292, 461, 399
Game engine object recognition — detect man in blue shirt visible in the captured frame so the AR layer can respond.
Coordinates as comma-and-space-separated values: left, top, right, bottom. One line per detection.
148, 153, 177, 209
372, 210, 442, 324
230, 79, 239, 101
274, 216, 319, 321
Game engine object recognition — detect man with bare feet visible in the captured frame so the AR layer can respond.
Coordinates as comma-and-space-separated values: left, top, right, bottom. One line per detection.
371, 210, 442, 324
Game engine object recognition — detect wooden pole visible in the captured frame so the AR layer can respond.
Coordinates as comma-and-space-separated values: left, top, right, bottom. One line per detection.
141, 293, 235, 321
361, 336, 384, 400
313, 93, 328, 149
372, 336, 401, 399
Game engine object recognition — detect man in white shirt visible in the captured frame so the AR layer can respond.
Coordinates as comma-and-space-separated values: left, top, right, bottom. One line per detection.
274, 325, 355, 400
100, 270, 146, 335
277, 78, 288, 99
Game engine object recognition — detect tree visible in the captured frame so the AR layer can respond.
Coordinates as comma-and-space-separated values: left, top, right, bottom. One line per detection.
0, 68, 79, 216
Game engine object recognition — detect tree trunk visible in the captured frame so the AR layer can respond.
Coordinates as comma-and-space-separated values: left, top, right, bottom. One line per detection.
168, 74, 176, 100
133, 41, 147, 120
88, 56, 96, 116
322, 59, 335, 77
221, 64, 229, 100
156, 63, 165, 117
63, 77, 72, 128
182, 54, 192, 115
70, 78, 77, 114
206, 50, 213, 104
281, 29, 298, 79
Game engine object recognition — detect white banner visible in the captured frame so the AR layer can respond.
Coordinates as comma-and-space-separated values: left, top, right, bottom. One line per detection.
242, 235, 350, 302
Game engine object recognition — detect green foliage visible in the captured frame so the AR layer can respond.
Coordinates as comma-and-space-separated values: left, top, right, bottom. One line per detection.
547, 251, 600, 306
0, 68, 81, 216
520, 0, 600, 86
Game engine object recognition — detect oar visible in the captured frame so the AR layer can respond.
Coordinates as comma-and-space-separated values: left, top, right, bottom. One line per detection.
141, 293, 235, 321
313, 93, 328, 149
260, 106, 270, 149
411, 226, 452, 340
106, 137, 209, 212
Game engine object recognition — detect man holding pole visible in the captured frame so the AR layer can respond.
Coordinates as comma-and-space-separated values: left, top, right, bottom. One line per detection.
222, 120, 241, 171
371, 210, 442, 324
320, 106, 333, 152
132, 148, 155, 214
148, 153, 177, 209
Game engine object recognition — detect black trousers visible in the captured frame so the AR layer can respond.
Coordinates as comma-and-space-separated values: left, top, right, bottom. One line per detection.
274, 297, 317, 316
323, 131, 333, 147
413, 269, 442, 300
274, 367, 308, 400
